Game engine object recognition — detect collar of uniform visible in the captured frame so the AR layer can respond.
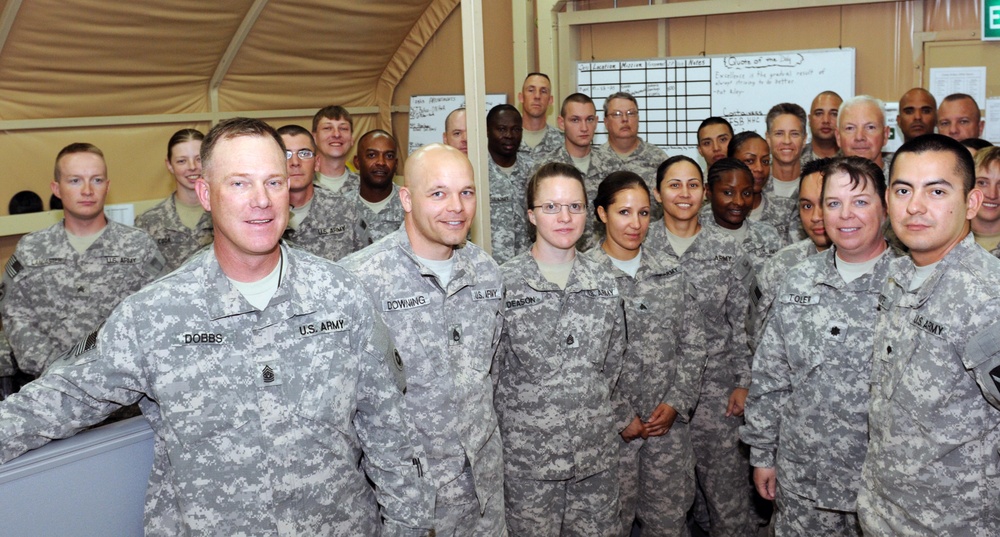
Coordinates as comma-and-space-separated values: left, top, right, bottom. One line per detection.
517, 250, 610, 293
816, 243, 895, 291
60, 218, 120, 257
391, 229, 476, 294
888, 233, 978, 306
586, 243, 677, 280
202, 244, 303, 321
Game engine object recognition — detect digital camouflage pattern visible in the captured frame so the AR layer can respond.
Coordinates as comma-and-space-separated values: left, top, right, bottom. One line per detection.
646, 217, 777, 537
741, 247, 896, 533
533, 144, 606, 251
340, 230, 506, 536
586, 246, 707, 537
315, 169, 361, 196
859, 235, 1000, 536
487, 156, 534, 265
503, 469, 620, 537
590, 139, 668, 222
356, 184, 405, 244
519, 124, 565, 160
0, 246, 434, 536
746, 239, 822, 353
1, 220, 164, 376
134, 193, 214, 273
496, 251, 627, 532
759, 177, 805, 247
282, 185, 368, 262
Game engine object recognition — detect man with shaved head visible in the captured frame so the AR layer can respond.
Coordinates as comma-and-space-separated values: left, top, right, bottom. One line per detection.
341, 143, 507, 536
801, 91, 842, 165
937, 93, 985, 142
443, 108, 468, 154
353, 129, 404, 243
896, 88, 937, 143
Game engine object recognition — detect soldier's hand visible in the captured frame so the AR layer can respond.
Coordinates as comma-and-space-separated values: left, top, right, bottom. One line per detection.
643, 403, 677, 437
621, 416, 647, 442
726, 388, 748, 417
753, 466, 777, 501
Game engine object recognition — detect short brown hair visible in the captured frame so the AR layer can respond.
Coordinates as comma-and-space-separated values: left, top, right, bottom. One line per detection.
54, 143, 104, 181
312, 105, 353, 132
201, 117, 284, 175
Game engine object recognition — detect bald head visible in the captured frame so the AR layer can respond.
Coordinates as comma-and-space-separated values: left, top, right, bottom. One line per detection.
443, 108, 468, 154
897, 88, 937, 142
401, 144, 477, 259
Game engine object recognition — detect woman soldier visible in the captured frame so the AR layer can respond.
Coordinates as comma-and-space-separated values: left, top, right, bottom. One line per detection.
585, 170, 707, 536
495, 162, 629, 536
135, 128, 213, 272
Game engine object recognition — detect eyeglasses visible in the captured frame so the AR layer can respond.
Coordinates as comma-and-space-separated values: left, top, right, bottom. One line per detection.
285, 149, 315, 160
533, 202, 587, 214
607, 109, 639, 120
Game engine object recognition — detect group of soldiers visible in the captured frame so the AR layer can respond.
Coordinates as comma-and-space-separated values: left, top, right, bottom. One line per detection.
0, 70, 997, 537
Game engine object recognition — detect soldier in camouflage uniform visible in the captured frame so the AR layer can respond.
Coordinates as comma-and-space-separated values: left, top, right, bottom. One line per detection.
340, 144, 506, 536
0, 118, 434, 536
742, 157, 897, 536
517, 73, 564, 159
1, 143, 164, 376
646, 156, 774, 536
496, 162, 628, 536
859, 135, 1000, 535
487, 104, 534, 264
746, 158, 833, 352
353, 129, 405, 243
535, 93, 605, 250
800, 91, 843, 167
585, 171, 707, 537
312, 105, 361, 193
971, 147, 1000, 256
135, 128, 213, 272
278, 125, 368, 261
590, 92, 669, 222
761, 103, 810, 247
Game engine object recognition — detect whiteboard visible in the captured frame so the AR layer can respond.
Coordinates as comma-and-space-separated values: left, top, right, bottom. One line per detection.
577, 48, 855, 162
407, 94, 508, 155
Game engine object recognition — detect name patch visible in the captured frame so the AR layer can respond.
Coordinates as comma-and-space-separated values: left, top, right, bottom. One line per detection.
911, 314, 946, 338
783, 293, 819, 305
505, 296, 540, 310
180, 332, 226, 345
298, 318, 349, 336
662, 266, 682, 278
715, 255, 734, 263
383, 294, 430, 311
319, 225, 347, 236
156, 238, 172, 245
584, 288, 619, 299
104, 256, 138, 265
472, 287, 502, 301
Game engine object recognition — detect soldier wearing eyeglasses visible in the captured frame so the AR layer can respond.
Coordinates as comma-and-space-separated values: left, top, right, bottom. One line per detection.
278, 125, 368, 261
536, 93, 606, 250
591, 91, 668, 222
354, 130, 405, 244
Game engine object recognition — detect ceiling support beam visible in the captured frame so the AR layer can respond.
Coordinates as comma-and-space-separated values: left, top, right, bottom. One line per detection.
208, 0, 270, 118
0, 0, 24, 57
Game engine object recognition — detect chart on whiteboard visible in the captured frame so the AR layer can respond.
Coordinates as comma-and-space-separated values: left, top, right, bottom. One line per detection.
577, 48, 855, 161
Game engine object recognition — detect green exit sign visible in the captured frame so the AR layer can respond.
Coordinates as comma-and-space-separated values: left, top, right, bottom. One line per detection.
986, 0, 1000, 40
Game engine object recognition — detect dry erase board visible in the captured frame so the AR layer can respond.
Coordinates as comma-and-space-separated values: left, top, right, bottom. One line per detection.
407, 94, 508, 155
577, 48, 855, 159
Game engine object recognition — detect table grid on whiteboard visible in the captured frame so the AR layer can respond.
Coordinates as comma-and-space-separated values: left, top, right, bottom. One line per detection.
578, 58, 712, 147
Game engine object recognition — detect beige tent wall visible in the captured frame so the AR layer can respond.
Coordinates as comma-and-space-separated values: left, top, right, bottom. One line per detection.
391, 2, 516, 160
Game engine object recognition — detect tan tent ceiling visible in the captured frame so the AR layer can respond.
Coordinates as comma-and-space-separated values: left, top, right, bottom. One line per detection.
0, 0, 455, 122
